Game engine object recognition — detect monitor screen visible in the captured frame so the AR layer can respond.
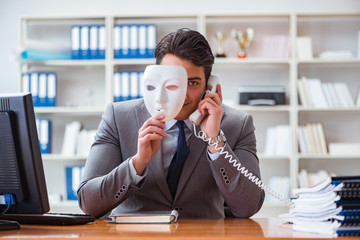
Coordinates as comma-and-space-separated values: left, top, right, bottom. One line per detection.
0, 93, 49, 216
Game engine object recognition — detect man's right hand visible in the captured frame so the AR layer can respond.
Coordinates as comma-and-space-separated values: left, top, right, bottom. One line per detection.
132, 114, 167, 175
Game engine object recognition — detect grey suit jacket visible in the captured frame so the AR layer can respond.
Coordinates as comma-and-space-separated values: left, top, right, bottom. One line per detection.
77, 99, 264, 218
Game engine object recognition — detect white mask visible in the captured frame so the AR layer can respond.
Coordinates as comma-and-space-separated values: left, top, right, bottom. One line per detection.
143, 65, 187, 122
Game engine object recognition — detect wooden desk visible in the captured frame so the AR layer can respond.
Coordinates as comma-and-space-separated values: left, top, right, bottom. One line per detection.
0, 218, 358, 239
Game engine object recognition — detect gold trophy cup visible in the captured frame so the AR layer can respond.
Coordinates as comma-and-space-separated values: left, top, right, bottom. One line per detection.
215, 31, 227, 58
231, 28, 254, 58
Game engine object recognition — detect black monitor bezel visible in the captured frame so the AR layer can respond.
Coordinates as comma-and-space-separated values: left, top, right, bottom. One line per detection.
0, 93, 49, 215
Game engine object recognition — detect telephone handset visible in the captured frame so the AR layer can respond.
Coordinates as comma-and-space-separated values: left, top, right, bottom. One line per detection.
189, 74, 220, 125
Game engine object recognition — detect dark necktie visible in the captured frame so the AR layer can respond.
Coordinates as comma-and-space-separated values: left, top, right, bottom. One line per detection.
166, 121, 190, 199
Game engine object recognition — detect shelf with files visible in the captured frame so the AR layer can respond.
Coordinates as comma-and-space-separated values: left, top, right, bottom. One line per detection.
21, 64, 107, 109
297, 111, 360, 143
296, 110, 360, 181
19, 16, 108, 62
294, 13, 360, 187
34, 110, 101, 209
296, 13, 360, 59
297, 157, 360, 180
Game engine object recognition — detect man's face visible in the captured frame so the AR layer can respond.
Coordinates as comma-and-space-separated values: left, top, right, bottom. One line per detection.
160, 54, 207, 121
143, 65, 187, 122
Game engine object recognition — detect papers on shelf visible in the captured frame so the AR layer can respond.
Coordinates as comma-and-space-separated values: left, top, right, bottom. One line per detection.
328, 142, 360, 155
318, 51, 354, 59
61, 121, 96, 156
298, 77, 355, 108
297, 122, 327, 155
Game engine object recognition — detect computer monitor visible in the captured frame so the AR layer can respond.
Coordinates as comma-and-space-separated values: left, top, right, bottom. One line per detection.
0, 93, 49, 229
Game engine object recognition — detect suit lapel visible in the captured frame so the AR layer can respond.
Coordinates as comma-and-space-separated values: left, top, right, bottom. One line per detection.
135, 102, 173, 202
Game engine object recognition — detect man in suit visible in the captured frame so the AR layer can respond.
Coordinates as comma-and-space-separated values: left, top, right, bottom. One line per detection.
77, 28, 265, 218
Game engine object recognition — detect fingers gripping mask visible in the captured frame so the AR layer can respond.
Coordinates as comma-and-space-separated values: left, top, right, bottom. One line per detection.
143, 65, 187, 122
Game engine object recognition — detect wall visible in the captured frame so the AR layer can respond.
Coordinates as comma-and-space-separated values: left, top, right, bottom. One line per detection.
0, 0, 359, 93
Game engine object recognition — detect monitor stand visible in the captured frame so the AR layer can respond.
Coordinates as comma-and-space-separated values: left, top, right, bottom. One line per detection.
0, 220, 20, 230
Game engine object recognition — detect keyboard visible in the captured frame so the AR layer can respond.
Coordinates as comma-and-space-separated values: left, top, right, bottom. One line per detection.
0, 213, 96, 226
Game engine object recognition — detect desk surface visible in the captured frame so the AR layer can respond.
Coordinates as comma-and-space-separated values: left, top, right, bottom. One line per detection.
0, 218, 358, 240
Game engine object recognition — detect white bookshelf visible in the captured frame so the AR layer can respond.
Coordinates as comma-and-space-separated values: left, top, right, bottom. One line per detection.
19, 12, 360, 216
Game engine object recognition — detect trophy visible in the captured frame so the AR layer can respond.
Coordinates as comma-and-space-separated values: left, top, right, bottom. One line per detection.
215, 31, 227, 58
231, 28, 254, 58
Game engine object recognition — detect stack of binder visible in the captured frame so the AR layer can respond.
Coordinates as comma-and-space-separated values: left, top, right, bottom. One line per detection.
22, 72, 57, 107
280, 176, 360, 236
71, 25, 106, 59
113, 24, 156, 59
113, 71, 144, 102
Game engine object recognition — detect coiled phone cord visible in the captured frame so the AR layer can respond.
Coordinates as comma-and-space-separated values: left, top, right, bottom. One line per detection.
193, 123, 292, 206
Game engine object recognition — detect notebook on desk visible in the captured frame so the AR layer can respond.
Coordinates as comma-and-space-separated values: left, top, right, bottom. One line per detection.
0, 213, 95, 226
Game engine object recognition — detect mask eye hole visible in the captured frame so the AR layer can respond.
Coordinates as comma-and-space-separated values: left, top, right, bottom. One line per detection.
166, 85, 179, 91
146, 85, 155, 91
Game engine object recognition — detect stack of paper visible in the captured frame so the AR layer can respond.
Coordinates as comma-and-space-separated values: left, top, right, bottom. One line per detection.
280, 176, 360, 236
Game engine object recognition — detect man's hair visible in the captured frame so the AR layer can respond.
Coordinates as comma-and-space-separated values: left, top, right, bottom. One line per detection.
155, 28, 214, 81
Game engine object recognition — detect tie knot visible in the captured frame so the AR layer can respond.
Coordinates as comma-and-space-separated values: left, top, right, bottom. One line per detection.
176, 121, 185, 130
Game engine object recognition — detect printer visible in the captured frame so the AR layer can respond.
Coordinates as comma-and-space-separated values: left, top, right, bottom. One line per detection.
238, 85, 286, 105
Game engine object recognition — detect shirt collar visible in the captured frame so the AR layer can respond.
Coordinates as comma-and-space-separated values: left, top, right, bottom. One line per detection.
164, 119, 194, 132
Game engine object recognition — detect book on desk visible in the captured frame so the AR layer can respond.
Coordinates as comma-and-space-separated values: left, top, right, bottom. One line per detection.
109, 210, 178, 224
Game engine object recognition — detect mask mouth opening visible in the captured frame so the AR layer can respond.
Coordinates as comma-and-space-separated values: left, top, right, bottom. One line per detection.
156, 108, 166, 113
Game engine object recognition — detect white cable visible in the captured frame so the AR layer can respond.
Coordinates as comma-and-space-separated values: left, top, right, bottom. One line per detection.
193, 123, 292, 206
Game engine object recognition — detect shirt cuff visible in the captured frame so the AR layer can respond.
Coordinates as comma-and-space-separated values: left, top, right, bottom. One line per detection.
129, 157, 147, 184
207, 143, 227, 161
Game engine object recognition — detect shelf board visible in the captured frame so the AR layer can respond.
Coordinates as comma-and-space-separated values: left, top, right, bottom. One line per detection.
21, 59, 106, 66
232, 105, 290, 112
215, 58, 291, 65
113, 58, 155, 66
298, 58, 360, 64
258, 154, 290, 160
298, 154, 360, 159
35, 106, 105, 115
298, 106, 360, 112
42, 154, 87, 161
